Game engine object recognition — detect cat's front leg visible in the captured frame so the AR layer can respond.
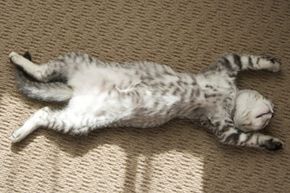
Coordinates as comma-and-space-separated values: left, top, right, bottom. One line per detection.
210, 53, 281, 75
208, 115, 283, 151
216, 126, 283, 151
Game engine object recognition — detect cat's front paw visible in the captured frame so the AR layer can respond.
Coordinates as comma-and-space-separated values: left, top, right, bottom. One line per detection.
262, 137, 284, 151
261, 55, 281, 72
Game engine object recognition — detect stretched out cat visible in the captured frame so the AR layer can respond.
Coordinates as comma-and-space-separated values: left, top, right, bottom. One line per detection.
9, 51, 283, 151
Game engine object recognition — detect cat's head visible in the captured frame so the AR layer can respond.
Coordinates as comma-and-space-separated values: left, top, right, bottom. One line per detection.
233, 89, 274, 132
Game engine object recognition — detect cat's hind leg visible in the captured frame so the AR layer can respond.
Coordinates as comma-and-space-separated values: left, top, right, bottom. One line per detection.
10, 107, 52, 143
10, 106, 113, 143
9, 51, 67, 82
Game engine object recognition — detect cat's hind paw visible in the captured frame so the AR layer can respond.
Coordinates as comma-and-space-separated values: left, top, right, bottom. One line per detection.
9, 51, 19, 57
9, 51, 24, 66
9, 128, 27, 143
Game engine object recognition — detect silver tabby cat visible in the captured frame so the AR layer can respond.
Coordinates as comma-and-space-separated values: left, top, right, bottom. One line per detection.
9, 51, 283, 151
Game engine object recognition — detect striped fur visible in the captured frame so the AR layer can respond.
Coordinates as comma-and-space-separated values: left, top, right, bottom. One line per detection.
9, 51, 283, 151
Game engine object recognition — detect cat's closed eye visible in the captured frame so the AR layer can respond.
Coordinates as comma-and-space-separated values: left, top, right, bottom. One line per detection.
255, 111, 272, 119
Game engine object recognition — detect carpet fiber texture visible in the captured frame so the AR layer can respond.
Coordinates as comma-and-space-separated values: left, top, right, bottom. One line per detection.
0, 0, 290, 192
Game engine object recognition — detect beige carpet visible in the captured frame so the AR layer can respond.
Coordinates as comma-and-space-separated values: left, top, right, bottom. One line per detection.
1, 0, 290, 192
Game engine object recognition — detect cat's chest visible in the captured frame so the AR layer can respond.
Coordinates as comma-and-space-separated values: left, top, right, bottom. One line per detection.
196, 73, 236, 99
195, 73, 237, 112
196, 73, 235, 91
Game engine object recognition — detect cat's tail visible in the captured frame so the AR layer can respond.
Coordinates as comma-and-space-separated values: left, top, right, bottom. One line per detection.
14, 52, 73, 102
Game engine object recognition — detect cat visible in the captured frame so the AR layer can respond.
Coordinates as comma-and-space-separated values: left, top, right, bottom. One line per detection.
8, 51, 283, 151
